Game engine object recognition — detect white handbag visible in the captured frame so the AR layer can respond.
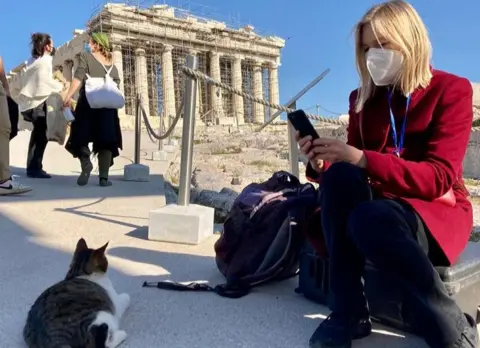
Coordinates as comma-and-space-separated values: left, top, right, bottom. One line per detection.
85, 61, 125, 109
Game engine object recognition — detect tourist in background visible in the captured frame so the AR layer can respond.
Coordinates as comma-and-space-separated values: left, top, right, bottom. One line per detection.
0, 55, 31, 195
297, 1, 476, 348
18, 33, 63, 179
63, 32, 123, 187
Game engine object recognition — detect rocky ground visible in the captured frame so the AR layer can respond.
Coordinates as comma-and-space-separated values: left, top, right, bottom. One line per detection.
163, 123, 480, 238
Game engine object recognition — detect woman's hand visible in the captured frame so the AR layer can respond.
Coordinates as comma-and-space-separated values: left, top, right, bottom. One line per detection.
309, 137, 367, 168
296, 132, 366, 170
296, 132, 324, 173
62, 95, 71, 108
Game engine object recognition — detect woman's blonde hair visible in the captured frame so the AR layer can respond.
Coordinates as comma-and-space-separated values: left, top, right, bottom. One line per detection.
353, 0, 432, 113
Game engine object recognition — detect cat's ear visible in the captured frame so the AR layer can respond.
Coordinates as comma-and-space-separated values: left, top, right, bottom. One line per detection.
95, 241, 109, 255
75, 238, 88, 252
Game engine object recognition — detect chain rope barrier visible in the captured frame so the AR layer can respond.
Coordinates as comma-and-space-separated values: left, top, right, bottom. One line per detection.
181, 66, 348, 127
138, 96, 185, 142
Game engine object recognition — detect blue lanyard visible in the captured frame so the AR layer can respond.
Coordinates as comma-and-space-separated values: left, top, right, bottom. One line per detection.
388, 90, 411, 157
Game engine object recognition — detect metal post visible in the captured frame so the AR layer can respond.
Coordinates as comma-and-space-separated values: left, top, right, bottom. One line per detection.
158, 113, 164, 151
256, 68, 330, 132
287, 101, 300, 178
134, 94, 141, 164
177, 55, 198, 206
168, 115, 173, 146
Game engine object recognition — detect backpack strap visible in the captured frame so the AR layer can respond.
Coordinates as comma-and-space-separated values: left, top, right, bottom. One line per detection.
142, 280, 251, 299
92, 54, 114, 77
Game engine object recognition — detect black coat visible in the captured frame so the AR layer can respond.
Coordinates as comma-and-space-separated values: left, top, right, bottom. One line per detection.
7, 96, 19, 140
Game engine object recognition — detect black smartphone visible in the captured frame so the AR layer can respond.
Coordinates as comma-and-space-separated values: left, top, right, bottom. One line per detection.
287, 109, 319, 140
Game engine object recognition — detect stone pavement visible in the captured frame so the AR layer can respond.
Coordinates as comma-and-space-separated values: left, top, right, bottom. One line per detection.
0, 130, 432, 348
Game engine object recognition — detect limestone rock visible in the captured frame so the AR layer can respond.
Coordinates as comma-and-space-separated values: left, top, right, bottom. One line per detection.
231, 176, 242, 185
191, 188, 238, 222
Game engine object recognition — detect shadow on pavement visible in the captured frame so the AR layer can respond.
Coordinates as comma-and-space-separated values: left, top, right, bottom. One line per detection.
5, 166, 165, 202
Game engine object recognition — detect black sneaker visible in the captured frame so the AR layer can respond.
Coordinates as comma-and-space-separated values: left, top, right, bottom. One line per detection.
309, 312, 372, 348
452, 313, 478, 348
27, 170, 51, 179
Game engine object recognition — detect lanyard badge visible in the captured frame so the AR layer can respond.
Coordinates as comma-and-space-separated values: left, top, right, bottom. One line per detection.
388, 90, 411, 157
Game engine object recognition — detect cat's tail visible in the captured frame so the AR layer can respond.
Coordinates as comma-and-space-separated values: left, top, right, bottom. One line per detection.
90, 323, 109, 348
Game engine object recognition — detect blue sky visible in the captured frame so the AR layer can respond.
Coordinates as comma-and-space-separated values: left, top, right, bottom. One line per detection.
1, 0, 478, 117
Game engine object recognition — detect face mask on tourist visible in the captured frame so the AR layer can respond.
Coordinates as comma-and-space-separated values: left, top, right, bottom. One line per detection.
50, 47, 56, 57
84, 43, 91, 54
365, 48, 403, 86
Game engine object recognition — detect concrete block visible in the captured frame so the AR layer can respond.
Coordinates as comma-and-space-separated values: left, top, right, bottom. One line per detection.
163, 145, 176, 153
123, 163, 150, 182
216, 117, 234, 126
148, 204, 214, 245
151, 150, 168, 161
164, 139, 179, 147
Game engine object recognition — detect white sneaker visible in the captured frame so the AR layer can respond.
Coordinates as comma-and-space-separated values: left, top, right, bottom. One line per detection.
0, 179, 32, 195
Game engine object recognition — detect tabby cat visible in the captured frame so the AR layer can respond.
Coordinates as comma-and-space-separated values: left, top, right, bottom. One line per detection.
23, 238, 131, 348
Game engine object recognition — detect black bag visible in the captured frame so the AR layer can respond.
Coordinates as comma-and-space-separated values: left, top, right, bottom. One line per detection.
143, 171, 318, 298
7, 96, 19, 140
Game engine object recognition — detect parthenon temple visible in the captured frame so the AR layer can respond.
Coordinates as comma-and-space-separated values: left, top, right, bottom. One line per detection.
7, 3, 285, 127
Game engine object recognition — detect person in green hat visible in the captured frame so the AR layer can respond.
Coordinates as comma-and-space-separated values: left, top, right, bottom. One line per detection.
63, 32, 123, 187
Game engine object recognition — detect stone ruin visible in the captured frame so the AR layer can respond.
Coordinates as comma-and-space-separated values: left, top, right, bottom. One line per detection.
6, 3, 285, 130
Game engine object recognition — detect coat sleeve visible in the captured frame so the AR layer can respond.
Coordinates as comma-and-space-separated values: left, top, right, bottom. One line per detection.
306, 90, 363, 182
363, 77, 473, 200
73, 53, 89, 81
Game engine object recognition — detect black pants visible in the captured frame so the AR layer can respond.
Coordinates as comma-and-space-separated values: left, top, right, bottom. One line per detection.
26, 116, 48, 173
320, 162, 465, 348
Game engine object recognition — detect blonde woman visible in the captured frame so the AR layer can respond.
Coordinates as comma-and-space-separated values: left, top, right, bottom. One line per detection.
297, 1, 476, 347
63, 32, 122, 187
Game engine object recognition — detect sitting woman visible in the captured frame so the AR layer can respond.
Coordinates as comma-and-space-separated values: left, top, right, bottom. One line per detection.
297, 1, 476, 348
18, 33, 62, 179
63, 32, 123, 187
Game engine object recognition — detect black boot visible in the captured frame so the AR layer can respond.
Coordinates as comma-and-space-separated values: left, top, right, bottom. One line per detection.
77, 147, 93, 186
97, 150, 112, 187
309, 312, 372, 348
451, 314, 478, 348
27, 170, 51, 179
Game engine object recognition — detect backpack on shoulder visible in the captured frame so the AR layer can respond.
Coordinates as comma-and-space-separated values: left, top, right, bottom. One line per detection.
85, 58, 125, 110
143, 171, 318, 298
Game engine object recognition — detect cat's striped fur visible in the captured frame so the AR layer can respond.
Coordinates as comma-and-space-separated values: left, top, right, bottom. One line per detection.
23, 238, 130, 348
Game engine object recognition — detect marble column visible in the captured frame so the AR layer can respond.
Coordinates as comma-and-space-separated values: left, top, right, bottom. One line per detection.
112, 45, 125, 114
210, 51, 222, 118
269, 62, 280, 118
232, 55, 244, 125
188, 49, 201, 121
162, 44, 176, 120
135, 47, 150, 117
252, 60, 264, 124
62, 60, 73, 82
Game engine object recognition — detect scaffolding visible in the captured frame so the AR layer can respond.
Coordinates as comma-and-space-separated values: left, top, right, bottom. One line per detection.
86, 0, 284, 125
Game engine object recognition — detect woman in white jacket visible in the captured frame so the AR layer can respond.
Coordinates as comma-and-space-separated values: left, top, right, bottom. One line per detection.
18, 33, 62, 179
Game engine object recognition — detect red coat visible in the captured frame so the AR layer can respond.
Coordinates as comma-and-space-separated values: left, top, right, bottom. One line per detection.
308, 69, 474, 265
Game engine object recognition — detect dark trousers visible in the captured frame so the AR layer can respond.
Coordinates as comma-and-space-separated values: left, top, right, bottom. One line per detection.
320, 162, 465, 348
26, 116, 48, 173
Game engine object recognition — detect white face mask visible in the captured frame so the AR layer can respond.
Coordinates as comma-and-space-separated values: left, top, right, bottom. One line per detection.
365, 48, 403, 86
